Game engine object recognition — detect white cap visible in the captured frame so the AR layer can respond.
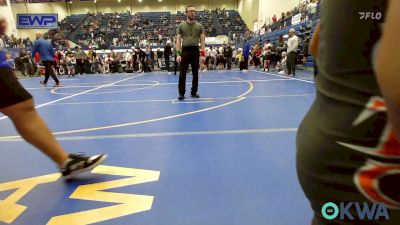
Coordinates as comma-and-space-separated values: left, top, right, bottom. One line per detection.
282, 51, 287, 56
167, 40, 171, 44
289, 28, 296, 33
283, 34, 289, 38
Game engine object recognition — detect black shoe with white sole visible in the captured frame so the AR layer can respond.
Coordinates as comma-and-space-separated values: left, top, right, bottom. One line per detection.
191, 93, 200, 98
61, 153, 108, 180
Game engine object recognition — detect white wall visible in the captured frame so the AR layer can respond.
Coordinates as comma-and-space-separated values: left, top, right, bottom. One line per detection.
238, 0, 259, 31
64, 0, 237, 15
1, 0, 239, 39
0, 5, 16, 36
0, 2, 69, 39
258, 0, 299, 26
70, 1, 95, 14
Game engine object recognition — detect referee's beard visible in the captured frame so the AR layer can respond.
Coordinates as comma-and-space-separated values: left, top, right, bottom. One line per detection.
187, 15, 195, 22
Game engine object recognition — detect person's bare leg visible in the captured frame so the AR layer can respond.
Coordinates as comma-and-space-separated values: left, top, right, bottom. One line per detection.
0, 99, 68, 167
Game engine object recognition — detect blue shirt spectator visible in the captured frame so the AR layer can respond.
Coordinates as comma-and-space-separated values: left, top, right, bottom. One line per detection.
7, 57, 15, 70
32, 38, 54, 61
243, 41, 250, 58
0, 50, 9, 69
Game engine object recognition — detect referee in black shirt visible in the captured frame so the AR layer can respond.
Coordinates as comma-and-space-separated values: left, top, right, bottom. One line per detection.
176, 5, 206, 100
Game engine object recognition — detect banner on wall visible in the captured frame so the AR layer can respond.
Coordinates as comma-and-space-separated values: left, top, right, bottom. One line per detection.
17, 14, 58, 29
291, 13, 302, 26
205, 36, 229, 45
11, 0, 61, 2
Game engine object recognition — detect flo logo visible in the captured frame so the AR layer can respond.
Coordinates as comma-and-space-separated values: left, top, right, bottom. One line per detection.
359, 12, 382, 20
322, 202, 390, 221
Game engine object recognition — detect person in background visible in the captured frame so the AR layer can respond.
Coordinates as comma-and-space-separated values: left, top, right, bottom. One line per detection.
286, 28, 299, 76
272, 14, 277, 24
138, 46, 147, 73
310, 23, 320, 79
173, 48, 178, 76
277, 51, 287, 74
121, 49, 129, 62
237, 49, 244, 71
242, 37, 251, 72
58, 56, 66, 75
253, 42, 261, 68
302, 37, 310, 69
225, 44, 233, 70
307, 0, 318, 20
208, 46, 217, 70
164, 40, 172, 74
32, 32, 60, 87
5, 53, 15, 71
66, 56, 76, 77
156, 48, 163, 69
74, 46, 86, 75
200, 49, 206, 72
217, 49, 225, 70
263, 46, 272, 72
20, 48, 34, 77
0, 15, 107, 180
65, 48, 74, 58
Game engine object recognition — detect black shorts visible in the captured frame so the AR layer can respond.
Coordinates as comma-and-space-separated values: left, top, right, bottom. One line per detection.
0, 69, 33, 109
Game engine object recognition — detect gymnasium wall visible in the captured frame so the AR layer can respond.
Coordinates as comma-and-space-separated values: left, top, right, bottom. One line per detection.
0, 4, 15, 36
0, 2, 68, 38
0, 0, 240, 39
237, 0, 259, 31
258, 0, 299, 26
70, 0, 238, 14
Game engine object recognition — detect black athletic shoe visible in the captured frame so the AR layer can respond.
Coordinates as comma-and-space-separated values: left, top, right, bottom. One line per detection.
61, 153, 108, 180
40, 81, 47, 87
191, 93, 200, 98
178, 95, 185, 100
53, 83, 61, 87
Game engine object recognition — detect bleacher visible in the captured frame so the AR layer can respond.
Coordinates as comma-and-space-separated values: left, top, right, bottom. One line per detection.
137, 12, 171, 33
48, 10, 248, 49
218, 10, 247, 34
71, 13, 131, 47
248, 2, 321, 68
58, 14, 88, 38
174, 11, 215, 36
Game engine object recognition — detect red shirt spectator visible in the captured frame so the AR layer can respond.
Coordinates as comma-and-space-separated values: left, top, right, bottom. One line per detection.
34, 52, 40, 64
272, 14, 277, 23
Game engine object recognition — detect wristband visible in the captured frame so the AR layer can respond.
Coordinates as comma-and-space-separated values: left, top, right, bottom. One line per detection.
201, 50, 206, 57
176, 50, 181, 56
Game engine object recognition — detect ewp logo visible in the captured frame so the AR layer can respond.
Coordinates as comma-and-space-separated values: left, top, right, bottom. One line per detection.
17, 14, 58, 29
322, 202, 390, 221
